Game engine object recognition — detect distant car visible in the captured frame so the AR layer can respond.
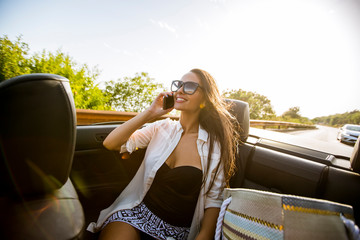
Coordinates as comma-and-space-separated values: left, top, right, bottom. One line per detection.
337, 124, 360, 144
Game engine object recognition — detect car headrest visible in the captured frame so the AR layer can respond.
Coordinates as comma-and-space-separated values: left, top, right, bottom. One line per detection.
226, 99, 250, 142
0, 74, 76, 196
350, 137, 360, 174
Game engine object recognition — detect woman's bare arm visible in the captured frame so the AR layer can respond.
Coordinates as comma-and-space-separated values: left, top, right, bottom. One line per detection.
195, 207, 220, 240
103, 92, 173, 151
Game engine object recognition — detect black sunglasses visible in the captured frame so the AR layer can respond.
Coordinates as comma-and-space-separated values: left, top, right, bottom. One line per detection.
171, 80, 203, 95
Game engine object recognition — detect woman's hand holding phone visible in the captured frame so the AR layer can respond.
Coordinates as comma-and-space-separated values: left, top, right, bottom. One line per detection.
163, 94, 174, 110
146, 92, 174, 119
104, 92, 174, 151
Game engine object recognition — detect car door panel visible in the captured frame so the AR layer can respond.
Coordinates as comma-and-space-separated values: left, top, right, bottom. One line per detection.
72, 125, 145, 229
237, 138, 360, 224
245, 146, 327, 197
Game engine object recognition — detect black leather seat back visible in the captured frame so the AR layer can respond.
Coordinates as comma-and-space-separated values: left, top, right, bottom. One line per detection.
225, 99, 250, 188
0, 74, 76, 195
226, 99, 250, 142
0, 74, 84, 239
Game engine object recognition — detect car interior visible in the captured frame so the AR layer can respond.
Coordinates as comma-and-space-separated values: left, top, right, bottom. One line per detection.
1, 74, 359, 239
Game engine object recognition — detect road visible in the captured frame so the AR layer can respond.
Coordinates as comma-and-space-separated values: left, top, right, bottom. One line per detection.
250, 125, 355, 158
282, 125, 354, 157
287, 125, 340, 143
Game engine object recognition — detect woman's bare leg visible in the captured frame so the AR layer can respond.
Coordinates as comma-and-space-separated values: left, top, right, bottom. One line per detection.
99, 221, 141, 240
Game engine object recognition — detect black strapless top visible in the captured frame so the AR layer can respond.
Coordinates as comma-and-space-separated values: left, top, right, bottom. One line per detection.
143, 162, 203, 227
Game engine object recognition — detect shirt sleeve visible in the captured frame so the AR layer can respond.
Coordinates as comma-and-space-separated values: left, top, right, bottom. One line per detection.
120, 119, 165, 154
205, 167, 225, 208
204, 142, 225, 209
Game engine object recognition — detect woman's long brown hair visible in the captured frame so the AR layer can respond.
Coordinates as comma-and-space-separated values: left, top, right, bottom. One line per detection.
190, 69, 241, 191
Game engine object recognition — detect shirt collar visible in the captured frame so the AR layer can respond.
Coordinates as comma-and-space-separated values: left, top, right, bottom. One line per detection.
198, 124, 208, 142
175, 121, 208, 142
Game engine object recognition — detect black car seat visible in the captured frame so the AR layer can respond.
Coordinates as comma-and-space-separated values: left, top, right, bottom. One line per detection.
225, 99, 250, 188
226, 99, 250, 143
0, 74, 84, 239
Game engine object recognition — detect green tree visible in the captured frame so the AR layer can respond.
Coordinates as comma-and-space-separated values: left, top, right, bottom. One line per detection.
222, 89, 276, 119
0, 35, 110, 110
281, 106, 312, 124
349, 110, 360, 124
1, 35, 166, 112
104, 72, 164, 112
0, 35, 31, 82
282, 107, 301, 119
313, 110, 360, 126
31, 50, 111, 110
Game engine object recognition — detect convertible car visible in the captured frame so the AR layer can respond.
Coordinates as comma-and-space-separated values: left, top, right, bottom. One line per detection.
1, 74, 359, 239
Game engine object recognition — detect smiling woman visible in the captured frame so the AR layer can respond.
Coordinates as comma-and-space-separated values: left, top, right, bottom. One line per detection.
1, 1, 360, 239
87, 68, 241, 240
171, 73, 205, 113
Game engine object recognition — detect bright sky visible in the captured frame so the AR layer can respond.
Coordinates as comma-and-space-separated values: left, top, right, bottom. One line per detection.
1, 0, 359, 118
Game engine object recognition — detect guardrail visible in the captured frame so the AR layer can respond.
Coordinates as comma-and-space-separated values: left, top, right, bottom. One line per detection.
76, 109, 316, 129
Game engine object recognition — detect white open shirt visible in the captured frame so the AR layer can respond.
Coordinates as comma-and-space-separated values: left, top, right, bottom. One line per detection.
87, 118, 225, 239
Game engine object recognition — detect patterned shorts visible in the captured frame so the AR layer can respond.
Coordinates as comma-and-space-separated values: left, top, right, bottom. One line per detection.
102, 202, 190, 240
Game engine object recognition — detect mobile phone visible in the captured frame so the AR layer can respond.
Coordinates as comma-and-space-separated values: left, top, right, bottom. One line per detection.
163, 95, 174, 110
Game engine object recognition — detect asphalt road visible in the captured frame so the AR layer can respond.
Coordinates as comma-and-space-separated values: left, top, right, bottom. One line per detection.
284, 125, 355, 157
250, 125, 355, 158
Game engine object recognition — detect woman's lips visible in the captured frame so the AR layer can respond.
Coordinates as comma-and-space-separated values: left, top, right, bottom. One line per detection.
176, 97, 186, 102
